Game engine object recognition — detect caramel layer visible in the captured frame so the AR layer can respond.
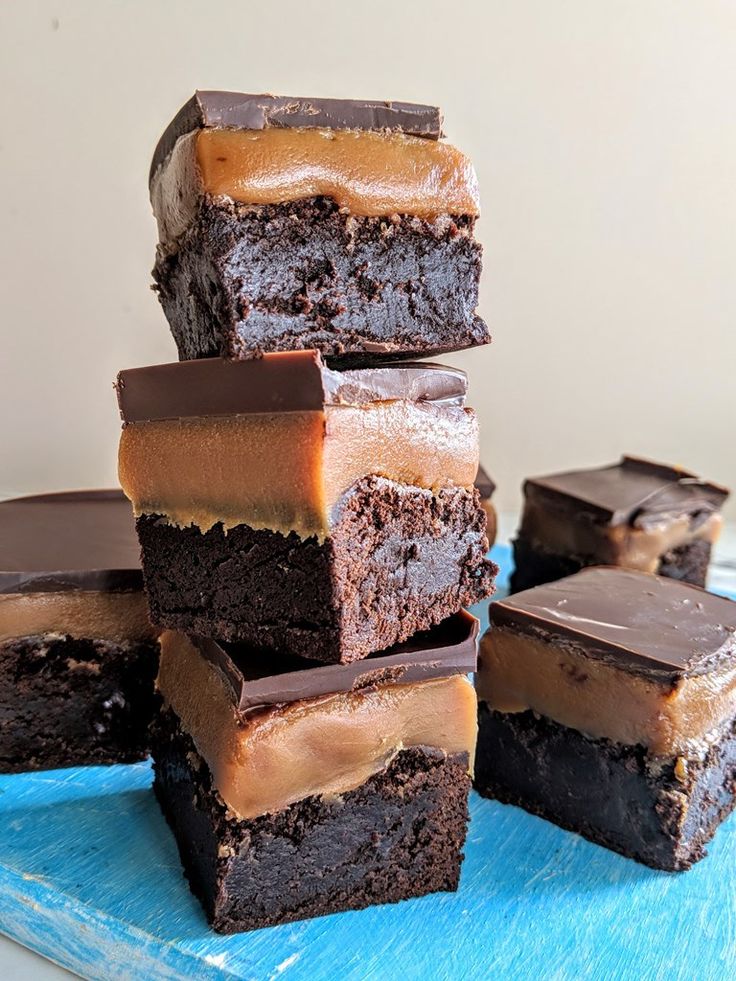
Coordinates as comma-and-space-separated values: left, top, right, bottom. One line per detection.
477, 627, 736, 757
519, 503, 722, 573
118, 402, 479, 539
157, 631, 477, 819
151, 127, 480, 248
0, 591, 155, 644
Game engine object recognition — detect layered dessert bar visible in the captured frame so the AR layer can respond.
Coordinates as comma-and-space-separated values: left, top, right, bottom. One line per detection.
150, 91, 490, 362
475, 568, 736, 870
511, 456, 729, 592
152, 610, 479, 932
0, 491, 158, 772
475, 464, 497, 548
116, 352, 497, 663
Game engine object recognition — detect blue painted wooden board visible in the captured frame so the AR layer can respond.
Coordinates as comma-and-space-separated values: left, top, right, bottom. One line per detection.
2, 545, 736, 980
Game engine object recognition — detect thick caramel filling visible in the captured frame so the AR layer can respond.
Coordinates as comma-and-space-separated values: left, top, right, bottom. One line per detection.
0, 591, 155, 644
477, 627, 736, 757
157, 631, 477, 819
519, 502, 722, 573
151, 127, 479, 248
118, 402, 478, 539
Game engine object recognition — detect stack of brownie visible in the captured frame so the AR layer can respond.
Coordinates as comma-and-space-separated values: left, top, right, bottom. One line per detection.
116, 91, 497, 932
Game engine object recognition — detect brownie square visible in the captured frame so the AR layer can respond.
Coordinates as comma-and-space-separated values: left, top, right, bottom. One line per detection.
510, 455, 729, 592
0, 490, 158, 772
150, 612, 478, 931
149, 91, 490, 363
116, 354, 496, 663
475, 567, 736, 870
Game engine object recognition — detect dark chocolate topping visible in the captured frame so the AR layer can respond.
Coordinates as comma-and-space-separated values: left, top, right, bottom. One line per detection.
150, 90, 443, 183
192, 610, 478, 714
524, 455, 729, 527
0, 490, 142, 594
490, 567, 736, 679
475, 465, 495, 500
115, 351, 467, 424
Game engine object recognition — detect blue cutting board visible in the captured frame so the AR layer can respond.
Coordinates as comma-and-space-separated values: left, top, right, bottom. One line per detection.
2, 545, 736, 981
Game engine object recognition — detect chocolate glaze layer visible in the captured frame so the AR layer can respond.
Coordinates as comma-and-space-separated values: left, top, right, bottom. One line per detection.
0, 490, 142, 594
116, 351, 467, 423
524, 455, 729, 528
491, 567, 736, 680
191, 610, 478, 715
151, 91, 443, 182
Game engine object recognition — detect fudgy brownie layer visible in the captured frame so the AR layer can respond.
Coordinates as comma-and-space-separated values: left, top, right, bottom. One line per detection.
0, 633, 158, 772
152, 707, 470, 933
137, 477, 497, 663
509, 535, 712, 593
475, 704, 736, 871
152, 197, 489, 363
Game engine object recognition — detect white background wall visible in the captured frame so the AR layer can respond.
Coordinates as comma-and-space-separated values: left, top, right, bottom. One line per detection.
1, 0, 734, 516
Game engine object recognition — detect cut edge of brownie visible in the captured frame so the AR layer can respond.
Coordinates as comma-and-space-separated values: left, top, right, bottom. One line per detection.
509, 534, 712, 593
0, 633, 159, 773
151, 706, 471, 933
137, 477, 497, 663
474, 704, 736, 871
152, 196, 490, 363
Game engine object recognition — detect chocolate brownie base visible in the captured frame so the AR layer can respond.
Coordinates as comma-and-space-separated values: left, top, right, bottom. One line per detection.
137, 477, 497, 663
0, 633, 158, 772
475, 704, 736, 871
509, 534, 712, 593
152, 197, 490, 363
152, 707, 471, 933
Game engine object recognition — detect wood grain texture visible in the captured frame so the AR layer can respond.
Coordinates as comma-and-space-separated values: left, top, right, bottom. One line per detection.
1, 545, 735, 980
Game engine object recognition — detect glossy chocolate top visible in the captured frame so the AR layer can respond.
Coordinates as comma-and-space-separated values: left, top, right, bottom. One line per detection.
150, 90, 443, 182
116, 351, 467, 423
491, 567, 736, 679
0, 490, 142, 594
524, 455, 729, 528
192, 610, 478, 714
475, 464, 495, 500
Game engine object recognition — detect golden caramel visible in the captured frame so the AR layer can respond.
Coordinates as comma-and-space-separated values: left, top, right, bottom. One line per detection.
118, 402, 479, 539
197, 127, 480, 217
477, 627, 736, 757
0, 591, 155, 644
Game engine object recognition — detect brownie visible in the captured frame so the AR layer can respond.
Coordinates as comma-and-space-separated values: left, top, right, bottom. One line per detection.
474, 567, 736, 870
0, 490, 158, 772
476, 705, 736, 872
153, 707, 470, 932
510, 455, 729, 592
153, 198, 489, 363
0, 634, 157, 773
137, 476, 496, 663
